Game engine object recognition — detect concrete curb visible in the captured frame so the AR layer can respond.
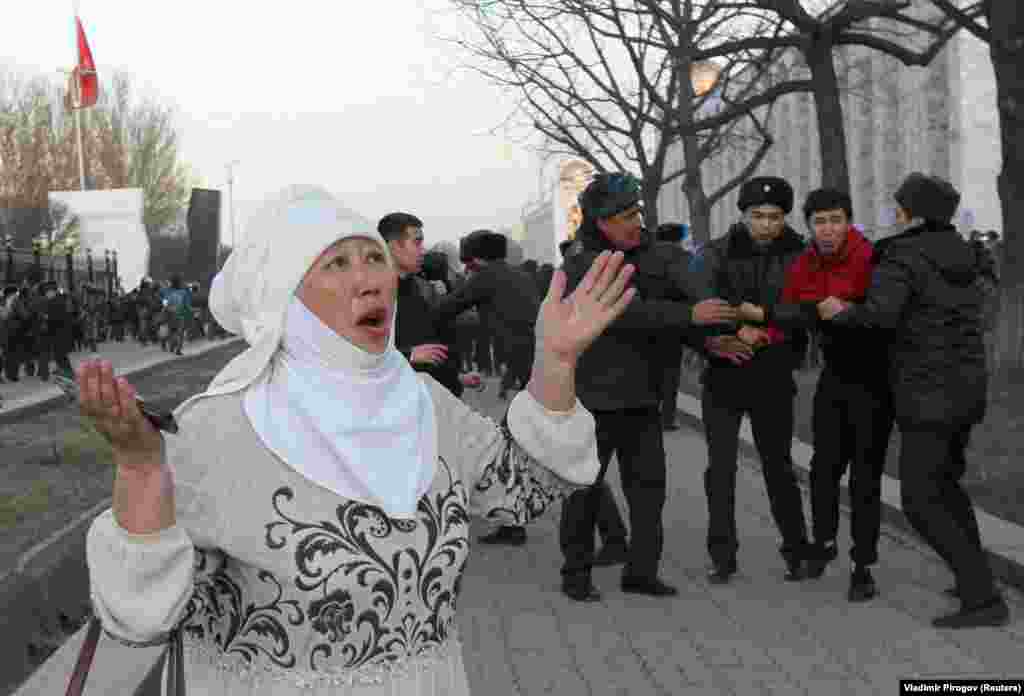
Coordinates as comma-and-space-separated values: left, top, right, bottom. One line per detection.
0, 337, 244, 427
0, 337, 244, 696
674, 389, 1024, 595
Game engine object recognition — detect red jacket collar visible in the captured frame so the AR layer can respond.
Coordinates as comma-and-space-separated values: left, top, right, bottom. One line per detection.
808, 226, 867, 270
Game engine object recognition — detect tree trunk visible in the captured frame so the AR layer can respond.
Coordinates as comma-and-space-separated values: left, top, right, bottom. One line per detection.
642, 184, 660, 233
681, 133, 713, 244
804, 38, 852, 194
989, 0, 1024, 287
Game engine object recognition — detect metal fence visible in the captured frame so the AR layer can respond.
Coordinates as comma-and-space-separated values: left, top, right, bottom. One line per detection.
2, 244, 121, 295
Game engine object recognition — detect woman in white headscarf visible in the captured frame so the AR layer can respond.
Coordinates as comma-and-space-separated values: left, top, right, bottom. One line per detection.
80, 186, 635, 695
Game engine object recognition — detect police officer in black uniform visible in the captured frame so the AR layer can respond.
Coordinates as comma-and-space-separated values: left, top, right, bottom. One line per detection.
697, 176, 811, 585
558, 172, 737, 601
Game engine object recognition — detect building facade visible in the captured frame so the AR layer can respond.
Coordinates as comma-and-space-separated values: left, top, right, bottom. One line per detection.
657, 25, 1001, 240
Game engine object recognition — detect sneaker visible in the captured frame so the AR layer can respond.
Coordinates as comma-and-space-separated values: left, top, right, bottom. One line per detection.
593, 541, 630, 567
805, 540, 838, 579
561, 579, 602, 603
848, 565, 878, 602
707, 559, 738, 585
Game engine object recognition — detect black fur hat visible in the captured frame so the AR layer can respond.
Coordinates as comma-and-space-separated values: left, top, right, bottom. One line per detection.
894, 173, 961, 225
474, 231, 508, 261
738, 176, 794, 214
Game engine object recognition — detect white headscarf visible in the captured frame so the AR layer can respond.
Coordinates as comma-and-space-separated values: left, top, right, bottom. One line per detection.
176, 185, 437, 519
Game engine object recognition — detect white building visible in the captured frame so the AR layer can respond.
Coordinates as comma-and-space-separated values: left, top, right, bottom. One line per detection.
656, 23, 1001, 240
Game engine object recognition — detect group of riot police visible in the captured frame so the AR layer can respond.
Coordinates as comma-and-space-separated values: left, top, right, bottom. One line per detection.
0, 274, 219, 406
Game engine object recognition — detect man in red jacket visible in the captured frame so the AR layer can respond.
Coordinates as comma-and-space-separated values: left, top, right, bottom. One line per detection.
738, 189, 894, 602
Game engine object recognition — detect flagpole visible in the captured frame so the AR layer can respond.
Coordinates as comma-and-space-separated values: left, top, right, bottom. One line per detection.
73, 1, 86, 191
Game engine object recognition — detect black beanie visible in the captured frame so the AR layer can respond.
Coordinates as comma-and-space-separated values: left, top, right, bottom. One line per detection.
737, 176, 794, 214
894, 173, 961, 224
579, 172, 642, 220
803, 188, 853, 222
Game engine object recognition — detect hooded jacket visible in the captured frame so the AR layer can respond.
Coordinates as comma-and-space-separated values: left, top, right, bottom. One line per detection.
832, 222, 996, 427
768, 226, 890, 384
562, 217, 708, 411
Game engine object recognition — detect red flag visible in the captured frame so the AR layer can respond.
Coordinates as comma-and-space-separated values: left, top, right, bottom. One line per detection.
74, 17, 98, 108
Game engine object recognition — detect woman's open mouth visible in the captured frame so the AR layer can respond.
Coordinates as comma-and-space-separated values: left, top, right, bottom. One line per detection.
356, 308, 390, 335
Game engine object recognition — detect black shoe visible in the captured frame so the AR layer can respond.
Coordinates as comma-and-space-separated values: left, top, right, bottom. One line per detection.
932, 596, 1010, 629
621, 577, 679, 597
848, 566, 878, 602
784, 558, 807, 582
477, 526, 527, 546
561, 580, 602, 603
707, 560, 737, 585
592, 542, 630, 567
805, 541, 838, 579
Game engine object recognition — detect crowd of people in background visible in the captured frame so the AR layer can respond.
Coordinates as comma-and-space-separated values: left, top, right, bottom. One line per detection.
0, 274, 224, 408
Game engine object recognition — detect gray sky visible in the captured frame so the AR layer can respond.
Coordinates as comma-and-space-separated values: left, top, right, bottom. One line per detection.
3, 1, 543, 246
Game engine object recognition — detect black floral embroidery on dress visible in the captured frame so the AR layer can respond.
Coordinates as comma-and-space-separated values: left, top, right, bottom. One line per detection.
308, 589, 355, 642
264, 457, 471, 671
182, 548, 304, 669
473, 422, 578, 525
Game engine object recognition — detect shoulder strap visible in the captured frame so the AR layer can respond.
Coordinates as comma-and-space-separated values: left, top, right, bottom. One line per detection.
64, 617, 102, 696
65, 617, 186, 696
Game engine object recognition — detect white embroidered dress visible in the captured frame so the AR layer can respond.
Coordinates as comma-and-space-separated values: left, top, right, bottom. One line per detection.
86, 378, 599, 695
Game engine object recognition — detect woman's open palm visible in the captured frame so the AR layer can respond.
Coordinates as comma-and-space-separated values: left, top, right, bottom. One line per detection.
537, 251, 636, 363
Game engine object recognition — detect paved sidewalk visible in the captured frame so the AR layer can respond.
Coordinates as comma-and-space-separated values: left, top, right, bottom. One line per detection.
14, 380, 1024, 695
0, 335, 241, 417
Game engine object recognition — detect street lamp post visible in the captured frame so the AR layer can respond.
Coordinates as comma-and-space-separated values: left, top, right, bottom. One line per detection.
224, 160, 240, 264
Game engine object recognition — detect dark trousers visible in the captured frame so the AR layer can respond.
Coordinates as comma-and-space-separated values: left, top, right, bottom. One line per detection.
660, 344, 684, 425
702, 375, 808, 565
561, 408, 665, 582
499, 333, 534, 393
36, 335, 71, 380
810, 368, 894, 566
899, 426, 996, 605
473, 329, 493, 374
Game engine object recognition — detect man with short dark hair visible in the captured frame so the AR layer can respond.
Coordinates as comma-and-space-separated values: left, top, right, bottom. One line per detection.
738, 188, 893, 601
378, 212, 463, 397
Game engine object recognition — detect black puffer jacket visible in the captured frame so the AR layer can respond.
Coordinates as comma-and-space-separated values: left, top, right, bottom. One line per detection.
563, 224, 708, 411
698, 223, 808, 390
833, 222, 996, 427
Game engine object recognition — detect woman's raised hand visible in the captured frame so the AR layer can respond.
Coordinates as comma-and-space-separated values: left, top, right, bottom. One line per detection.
536, 250, 636, 364
77, 359, 163, 466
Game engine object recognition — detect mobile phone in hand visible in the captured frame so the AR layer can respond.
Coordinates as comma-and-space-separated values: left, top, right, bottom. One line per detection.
53, 374, 180, 434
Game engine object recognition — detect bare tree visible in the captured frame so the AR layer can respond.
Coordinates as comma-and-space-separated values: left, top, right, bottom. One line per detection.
0, 68, 193, 245
448, 0, 776, 238
633, 0, 963, 194
924, 0, 1021, 285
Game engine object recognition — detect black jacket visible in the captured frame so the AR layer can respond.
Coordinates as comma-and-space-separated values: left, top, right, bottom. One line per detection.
395, 275, 463, 397
699, 223, 808, 389
562, 224, 707, 411
833, 223, 996, 427
436, 260, 539, 349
